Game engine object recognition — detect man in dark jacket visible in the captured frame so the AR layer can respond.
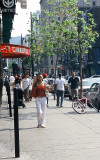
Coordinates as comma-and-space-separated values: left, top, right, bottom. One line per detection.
68, 72, 79, 100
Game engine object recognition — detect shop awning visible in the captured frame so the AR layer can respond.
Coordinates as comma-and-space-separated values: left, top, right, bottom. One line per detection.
0, 43, 30, 58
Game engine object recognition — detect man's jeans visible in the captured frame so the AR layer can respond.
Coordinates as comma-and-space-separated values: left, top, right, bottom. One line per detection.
24, 87, 29, 101
56, 90, 64, 106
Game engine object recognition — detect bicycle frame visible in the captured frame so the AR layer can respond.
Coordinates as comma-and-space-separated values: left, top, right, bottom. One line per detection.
72, 96, 99, 114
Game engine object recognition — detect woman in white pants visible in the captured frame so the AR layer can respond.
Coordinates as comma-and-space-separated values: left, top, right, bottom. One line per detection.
33, 73, 48, 128
35, 97, 47, 128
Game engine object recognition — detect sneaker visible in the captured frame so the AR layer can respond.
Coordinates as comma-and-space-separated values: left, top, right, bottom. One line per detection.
60, 106, 63, 107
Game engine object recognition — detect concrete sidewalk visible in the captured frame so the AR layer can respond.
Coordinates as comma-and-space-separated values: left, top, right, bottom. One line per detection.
0, 87, 100, 160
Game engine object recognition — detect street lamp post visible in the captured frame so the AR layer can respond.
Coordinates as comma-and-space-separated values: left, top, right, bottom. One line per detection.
30, 12, 35, 78
0, 18, 3, 108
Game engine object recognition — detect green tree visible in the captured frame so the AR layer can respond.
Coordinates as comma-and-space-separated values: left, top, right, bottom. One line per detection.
40, 0, 73, 77
40, 0, 99, 97
69, 9, 99, 97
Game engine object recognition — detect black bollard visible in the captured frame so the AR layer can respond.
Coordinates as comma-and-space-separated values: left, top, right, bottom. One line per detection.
14, 88, 20, 158
5, 80, 12, 117
7, 83, 12, 117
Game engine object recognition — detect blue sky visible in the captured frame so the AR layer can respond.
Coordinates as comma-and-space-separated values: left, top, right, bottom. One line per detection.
11, 0, 40, 37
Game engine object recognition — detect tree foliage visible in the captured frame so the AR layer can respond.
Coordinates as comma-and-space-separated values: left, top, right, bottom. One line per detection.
40, 0, 99, 96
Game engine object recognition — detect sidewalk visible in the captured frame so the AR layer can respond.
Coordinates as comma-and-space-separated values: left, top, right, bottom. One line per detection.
0, 87, 100, 160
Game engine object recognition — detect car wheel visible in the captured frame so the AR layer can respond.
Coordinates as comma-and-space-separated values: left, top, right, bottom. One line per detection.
69, 95, 72, 100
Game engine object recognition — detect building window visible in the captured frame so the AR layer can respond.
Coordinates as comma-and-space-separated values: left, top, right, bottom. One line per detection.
93, 1, 95, 6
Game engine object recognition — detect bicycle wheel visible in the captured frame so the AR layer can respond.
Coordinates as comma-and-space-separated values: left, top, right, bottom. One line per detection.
72, 100, 86, 114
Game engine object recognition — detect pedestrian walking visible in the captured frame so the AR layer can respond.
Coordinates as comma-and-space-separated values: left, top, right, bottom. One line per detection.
43, 73, 49, 107
30, 73, 49, 128
68, 72, 79, 100
9, 75, 15, 89
55, 73, 65, 107
14, 76, 22, 88
22, 74, 30, 102
29, 76, 33, 101
14, 75, 26, 108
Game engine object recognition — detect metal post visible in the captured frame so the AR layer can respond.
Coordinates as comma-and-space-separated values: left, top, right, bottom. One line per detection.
0, 18, 3, 108
14, 88, 20, 158
30, 12, 34, 77
8, 84, 12, 117
5, 80, 12, 117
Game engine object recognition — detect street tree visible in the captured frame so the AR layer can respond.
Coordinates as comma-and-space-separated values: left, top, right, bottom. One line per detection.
68, 7, 99, 97
40, 0, 99, 97
40, 0, 73, 77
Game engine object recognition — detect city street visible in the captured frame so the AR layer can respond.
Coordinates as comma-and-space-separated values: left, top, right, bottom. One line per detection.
0, 87, 100, 160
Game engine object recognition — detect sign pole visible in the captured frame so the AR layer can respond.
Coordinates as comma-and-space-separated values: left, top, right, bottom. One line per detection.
0, 19, 3, 108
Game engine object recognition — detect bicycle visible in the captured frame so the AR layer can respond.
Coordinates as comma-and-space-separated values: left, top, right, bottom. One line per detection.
72, 96, 99, 114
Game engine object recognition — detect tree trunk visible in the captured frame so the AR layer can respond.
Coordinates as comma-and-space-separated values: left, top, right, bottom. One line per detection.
79, 53, 83, 98
54, 49, 59, 100
31, 60, 34, 78
78, 21, 83, 98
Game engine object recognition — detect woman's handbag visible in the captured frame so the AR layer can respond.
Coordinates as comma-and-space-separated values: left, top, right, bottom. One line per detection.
44, 83, 50, 97
45, 90, 49, 97
30, 87, 37, 98
29, 85, 32, 91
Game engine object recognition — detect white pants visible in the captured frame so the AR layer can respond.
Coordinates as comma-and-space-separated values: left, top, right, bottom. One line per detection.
35, 97, 47, 127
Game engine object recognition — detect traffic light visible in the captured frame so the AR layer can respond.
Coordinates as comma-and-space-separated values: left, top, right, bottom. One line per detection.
18, 66, 20, 71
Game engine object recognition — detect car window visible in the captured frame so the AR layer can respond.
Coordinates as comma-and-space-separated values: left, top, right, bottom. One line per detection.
90, 83, 99, 92
82, 81, 94, 86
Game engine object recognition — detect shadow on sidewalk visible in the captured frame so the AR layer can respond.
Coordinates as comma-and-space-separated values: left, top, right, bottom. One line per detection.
0, 126, 37, 132
0, 128, 13, 132
1, 157, 15, 160
65, 110, 100, 115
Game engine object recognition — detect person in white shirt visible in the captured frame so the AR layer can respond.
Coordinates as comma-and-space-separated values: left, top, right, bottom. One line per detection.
9, 75, 15, 86
22, 74, 30, 101
43, 73, 49, 107
55, 73, 65, 107
9, 75, 15, 90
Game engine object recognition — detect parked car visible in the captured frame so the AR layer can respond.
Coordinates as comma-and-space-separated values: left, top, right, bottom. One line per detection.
79, 78, 97, 95
90, 75, 100, 78
68, 78, 97, 100
64, 80, 69, 96
85, 82, 100, 109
